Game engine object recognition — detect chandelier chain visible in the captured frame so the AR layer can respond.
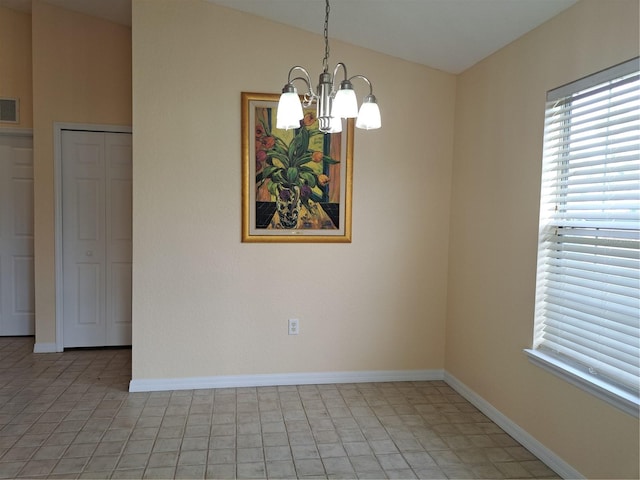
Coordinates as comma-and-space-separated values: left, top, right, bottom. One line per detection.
322, 0, 330, 73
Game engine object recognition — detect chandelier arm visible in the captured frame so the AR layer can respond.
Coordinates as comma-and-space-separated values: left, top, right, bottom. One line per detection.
348, 74, 375, 96
288, 79, 317, 109
289, 76, 312, 92
331, 62, 348, 93
287, 66, 312, 85
302, 94, 315, 108
290, 78, 316, 108
286, 66, 316, 102
333, 62, 348, 80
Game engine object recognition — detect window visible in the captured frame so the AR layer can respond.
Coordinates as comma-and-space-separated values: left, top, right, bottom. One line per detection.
527, 58, 640, 417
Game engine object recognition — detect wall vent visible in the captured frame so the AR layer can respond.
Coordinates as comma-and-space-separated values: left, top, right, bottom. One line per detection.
0, 98, 19, 123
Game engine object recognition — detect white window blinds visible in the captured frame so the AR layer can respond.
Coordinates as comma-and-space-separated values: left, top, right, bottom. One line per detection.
533, 58, 640, 395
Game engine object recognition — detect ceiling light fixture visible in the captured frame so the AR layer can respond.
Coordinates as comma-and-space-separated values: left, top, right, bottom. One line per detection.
276, 0, 381, 133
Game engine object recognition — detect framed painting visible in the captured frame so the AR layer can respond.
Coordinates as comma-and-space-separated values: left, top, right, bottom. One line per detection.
241, 92, 353, 243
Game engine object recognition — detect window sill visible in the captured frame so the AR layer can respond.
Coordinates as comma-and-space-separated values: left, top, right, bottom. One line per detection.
524, 349, 639, 418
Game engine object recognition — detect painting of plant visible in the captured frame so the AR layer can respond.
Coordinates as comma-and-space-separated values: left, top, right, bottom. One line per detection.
242, 92, 353, 242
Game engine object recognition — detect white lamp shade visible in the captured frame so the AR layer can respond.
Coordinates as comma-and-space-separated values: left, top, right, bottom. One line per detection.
332, 88, 358, 118
329, 116, 342, 133
356, 101, 381, 130
276, 91, 304, 130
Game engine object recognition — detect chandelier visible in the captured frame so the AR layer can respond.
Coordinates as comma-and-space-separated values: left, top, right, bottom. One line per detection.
276, 0, 381, 133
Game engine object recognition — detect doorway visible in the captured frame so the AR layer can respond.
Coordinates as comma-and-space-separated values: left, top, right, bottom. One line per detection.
0, 131, 34, 336
55, 124, 132, 349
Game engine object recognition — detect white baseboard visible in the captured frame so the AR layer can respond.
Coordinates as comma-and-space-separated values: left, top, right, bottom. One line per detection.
444, 372, 584, 480
129, 369, 444, 393
33, 342, 58, 353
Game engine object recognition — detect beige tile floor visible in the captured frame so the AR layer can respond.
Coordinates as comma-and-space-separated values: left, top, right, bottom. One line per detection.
0, 337, 560, 479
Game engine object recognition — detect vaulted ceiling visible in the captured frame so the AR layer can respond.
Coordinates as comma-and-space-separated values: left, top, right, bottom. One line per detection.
0, 0, 578, 73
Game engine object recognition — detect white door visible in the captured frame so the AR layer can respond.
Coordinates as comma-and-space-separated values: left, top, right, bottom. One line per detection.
0, 133, 34, 336
62, 130, 132, 347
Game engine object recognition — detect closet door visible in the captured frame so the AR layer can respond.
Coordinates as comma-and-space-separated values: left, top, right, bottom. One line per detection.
105, 133, 132, 346
0, 134, 34, 336
62, 130, 132, 347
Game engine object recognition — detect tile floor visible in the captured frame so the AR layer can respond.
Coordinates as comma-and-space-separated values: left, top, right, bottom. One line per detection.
0, 337, 560, 479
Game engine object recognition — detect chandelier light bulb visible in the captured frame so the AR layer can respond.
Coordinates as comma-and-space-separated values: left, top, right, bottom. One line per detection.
332, 82, 358, 118
356, 95, 381, 130
328, 115, 342, 133
276, 86, 304, 130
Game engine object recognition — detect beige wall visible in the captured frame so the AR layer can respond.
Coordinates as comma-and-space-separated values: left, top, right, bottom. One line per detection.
0, 6, 32, 129
446, 0, 639, 478
131, 0, 455, 380
31, 1, 132, 345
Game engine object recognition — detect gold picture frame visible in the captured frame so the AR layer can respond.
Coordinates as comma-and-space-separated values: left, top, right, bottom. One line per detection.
241, 92, 353, 243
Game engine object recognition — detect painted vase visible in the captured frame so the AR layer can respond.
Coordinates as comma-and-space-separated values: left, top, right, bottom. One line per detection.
276, 185, 301, 229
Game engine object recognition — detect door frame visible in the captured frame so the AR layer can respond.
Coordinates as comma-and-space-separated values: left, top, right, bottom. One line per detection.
54, 122, 132, 352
